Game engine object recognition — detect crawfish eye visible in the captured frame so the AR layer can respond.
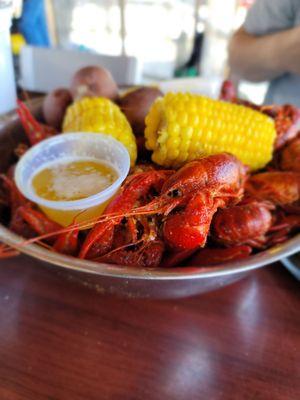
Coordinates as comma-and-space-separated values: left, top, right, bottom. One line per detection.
168, 189, 181, 198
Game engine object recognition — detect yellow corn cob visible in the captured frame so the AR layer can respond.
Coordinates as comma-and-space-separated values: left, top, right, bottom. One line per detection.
145, 93, 276, 170
63, 97, 137, 166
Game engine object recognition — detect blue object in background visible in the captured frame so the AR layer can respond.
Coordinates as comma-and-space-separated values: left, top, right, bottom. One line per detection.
18, 0, 50, 47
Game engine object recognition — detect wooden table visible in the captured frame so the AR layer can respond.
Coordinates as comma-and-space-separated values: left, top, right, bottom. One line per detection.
0, 256, 299, 400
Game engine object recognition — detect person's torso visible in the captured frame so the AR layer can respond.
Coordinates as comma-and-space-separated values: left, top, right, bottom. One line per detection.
266, 1, 300, 105
266, 74, 300, 106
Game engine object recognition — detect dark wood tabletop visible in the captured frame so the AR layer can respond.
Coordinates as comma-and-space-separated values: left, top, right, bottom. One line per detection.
0, 256, 299, 400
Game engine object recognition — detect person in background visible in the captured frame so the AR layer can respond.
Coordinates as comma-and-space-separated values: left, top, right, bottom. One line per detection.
229, 0, 300, 106
18, 0, 50, 47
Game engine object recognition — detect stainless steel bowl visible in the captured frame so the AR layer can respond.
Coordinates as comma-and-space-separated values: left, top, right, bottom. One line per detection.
0, 98, 299, 298
0, 224, 299, 298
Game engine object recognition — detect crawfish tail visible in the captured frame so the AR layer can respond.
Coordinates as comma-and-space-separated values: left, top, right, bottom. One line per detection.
212, 201, 273, 248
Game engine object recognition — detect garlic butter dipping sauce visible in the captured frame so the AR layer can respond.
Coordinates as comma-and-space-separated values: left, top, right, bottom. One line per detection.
15, 132, 130, 227
32, 158, 118, 201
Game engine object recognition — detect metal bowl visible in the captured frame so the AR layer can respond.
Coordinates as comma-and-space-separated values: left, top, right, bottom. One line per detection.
0, 98, 299, 298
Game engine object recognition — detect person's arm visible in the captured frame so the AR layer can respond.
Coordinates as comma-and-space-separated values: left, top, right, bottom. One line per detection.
229, 26, 300, 82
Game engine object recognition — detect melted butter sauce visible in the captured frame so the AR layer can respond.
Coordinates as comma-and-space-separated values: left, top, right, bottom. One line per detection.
32, 159, 118, 201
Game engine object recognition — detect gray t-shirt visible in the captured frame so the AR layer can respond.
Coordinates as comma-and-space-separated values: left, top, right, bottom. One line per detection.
244, 0, 300, 105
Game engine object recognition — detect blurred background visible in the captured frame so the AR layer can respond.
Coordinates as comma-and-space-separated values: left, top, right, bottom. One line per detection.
1, 0, 267, 113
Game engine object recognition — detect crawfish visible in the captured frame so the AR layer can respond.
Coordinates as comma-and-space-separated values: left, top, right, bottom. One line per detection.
79, 154, 247, 266
1, 102, 77, 255
160, 153, 247, 251
0, 174, 34, 237
95, 212, 165, 268
81, 153, 247, 267
261, 104, 300, 149
79, 169, 173, 262
211, 200, 273, 248
280, 137, 300, 172
0, 175, 79, 255
17, 100, 57, 147
244, 171, 300, 245
245, 171, 300, 207
201, 165, 300, 252
14, 203, 78, 253
9, 100, 57, 158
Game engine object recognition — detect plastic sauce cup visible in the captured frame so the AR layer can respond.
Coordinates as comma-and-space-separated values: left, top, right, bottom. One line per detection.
15, 132, 130, 227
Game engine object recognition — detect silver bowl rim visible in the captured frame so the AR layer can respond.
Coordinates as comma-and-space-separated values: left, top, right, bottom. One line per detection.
0, 224, 299, 281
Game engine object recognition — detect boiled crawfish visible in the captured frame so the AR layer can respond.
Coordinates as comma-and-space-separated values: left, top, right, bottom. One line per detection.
208, 170, 300, 252
79, 153, 247, 267
160, 153, 247, 250
212, 200, 273, 248
0, 102, 77, 255
17, 100, 57, 146
79, 168, 173, 267
9, 100, 58, 160
0, 174, 79, 255
246, 171, 300, 207
279, 137, 300, 172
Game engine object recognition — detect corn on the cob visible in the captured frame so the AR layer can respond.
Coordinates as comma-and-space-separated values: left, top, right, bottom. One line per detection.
145, 93, 276, 170
63, 97, 137, 166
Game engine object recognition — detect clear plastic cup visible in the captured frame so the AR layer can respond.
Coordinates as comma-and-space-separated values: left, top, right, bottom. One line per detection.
15, 133, 130, 227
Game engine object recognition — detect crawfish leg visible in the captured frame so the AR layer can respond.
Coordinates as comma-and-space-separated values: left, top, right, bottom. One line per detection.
17, 100, 57, 145
18, 206, 62, 243
53, 229, 79, 256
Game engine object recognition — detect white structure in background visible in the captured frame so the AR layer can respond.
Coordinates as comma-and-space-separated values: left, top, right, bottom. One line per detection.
0, 0, 16, 113
52, 0, 196, 82
159, 76, 221, 99
200, 0, 268, 104
19, 45, 140, 92
200, 0, 237, 78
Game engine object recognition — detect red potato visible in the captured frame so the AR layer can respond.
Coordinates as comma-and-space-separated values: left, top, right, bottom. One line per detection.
42, 88, 72, 130
118, 86, 163, 135
70, 66, 118, 101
